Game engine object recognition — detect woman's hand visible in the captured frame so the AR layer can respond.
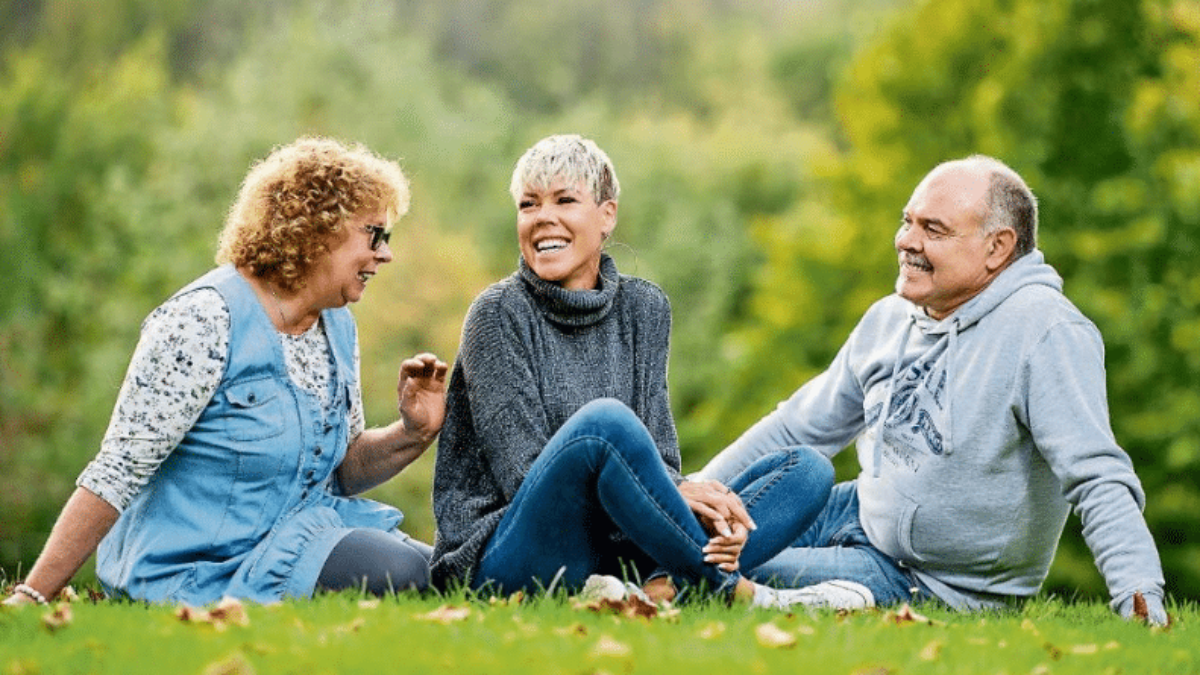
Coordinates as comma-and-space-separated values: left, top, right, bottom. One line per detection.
397, 353, 449, 442
678, 479, 757, 572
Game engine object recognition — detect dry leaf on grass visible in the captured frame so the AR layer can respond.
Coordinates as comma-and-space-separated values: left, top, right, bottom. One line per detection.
414, 604, 472, 624
882, 603, 942, 626
210, 597, 249, 627
576, 595, 661, 621
41, 603, 73, 632
755, 622, 796, 649
1133, 591, 1149, 622
176, 597, 249, 631
919, 640, 943, 661
697, 621, 726, 640
201, 653, 255, 675
1070, 643, 1098, 655
553, 622, 589, 637
591, 634, 632, 658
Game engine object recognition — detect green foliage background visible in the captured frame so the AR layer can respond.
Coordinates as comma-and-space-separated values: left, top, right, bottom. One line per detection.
1, 0, 1196, 602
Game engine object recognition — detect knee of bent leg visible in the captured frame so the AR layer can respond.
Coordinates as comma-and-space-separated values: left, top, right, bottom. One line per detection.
571, 398, 641, 434
783, 446, 835, 496
567, 398, 655, 457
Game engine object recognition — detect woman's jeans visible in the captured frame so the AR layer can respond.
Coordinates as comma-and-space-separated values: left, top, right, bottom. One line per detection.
474, 398, 834, 596
747, 480, 934, 606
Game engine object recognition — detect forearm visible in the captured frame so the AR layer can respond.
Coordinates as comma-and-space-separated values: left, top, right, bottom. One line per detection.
18, 487, 119, 600
335, 420, 436, 495
1078, 481, 1166, 622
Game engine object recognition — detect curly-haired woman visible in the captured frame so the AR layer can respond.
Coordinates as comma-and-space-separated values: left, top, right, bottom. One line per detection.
5, 137, 447, 607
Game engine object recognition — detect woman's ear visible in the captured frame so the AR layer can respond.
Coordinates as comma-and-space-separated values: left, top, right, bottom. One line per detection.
601, 200, 618, 240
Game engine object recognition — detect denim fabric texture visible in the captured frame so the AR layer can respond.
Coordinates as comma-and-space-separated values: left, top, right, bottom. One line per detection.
474, 398, 833, 598
748, 480, 933, 605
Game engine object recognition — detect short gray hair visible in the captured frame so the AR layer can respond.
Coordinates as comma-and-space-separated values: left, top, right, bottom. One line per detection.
952, 155, 1038, 258
509, 134, 620, 205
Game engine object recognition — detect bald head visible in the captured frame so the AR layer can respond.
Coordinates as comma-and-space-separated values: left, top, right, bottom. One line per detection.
930, 155, 1038, 258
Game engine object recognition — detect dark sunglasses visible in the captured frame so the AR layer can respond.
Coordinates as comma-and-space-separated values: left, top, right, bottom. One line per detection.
363, 224, 391, 251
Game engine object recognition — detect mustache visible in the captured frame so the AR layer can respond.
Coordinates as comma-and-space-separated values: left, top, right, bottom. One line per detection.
900, 253, 932, 269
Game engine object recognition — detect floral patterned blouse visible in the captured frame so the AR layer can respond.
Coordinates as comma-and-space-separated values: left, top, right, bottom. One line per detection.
77, 288, 365, 512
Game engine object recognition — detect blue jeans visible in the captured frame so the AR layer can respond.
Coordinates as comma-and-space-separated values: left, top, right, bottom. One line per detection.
747, 480, 934, 605
474, 398, 834, 596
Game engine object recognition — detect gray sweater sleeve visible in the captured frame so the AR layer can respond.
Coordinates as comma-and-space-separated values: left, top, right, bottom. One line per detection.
1024, 321, 1167, 622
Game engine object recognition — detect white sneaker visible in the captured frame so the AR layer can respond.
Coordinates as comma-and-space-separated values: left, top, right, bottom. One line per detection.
579, 574, 627, 602
752, 580, 875, 611
577, 574, 653, 604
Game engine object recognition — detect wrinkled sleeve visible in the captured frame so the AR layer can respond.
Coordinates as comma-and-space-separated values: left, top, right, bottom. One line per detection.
1024, 321, 1166, 623
457, 296, 555, 502
76, 289, 229, 512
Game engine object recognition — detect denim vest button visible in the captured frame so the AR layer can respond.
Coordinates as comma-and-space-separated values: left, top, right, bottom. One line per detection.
314, 447, 323, 457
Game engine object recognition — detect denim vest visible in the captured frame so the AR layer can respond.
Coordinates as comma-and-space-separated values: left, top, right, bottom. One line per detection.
96, 265, 403, 604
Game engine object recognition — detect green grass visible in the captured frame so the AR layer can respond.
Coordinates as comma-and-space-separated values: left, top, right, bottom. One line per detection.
1, 591, 1196, 674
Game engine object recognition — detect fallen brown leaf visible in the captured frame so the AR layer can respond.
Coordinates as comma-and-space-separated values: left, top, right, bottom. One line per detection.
1132, 591, 1148, 622
579, 595, 660, 621
209, 597, 250, 627
201, 653, 255, 675
41, 603, 73, 632
414, 604, 471, 624
755, 622, 796, 649
591, 634, 632, 658
553, 622, 589, 637
883, 603, 942, 626
1070, 643, 1098, 655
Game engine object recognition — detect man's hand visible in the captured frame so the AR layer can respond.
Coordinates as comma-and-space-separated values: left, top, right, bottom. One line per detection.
397, 353, 448, 442
679, 479, 757, 572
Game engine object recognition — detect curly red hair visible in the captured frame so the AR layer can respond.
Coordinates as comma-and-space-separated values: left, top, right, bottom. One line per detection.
216, 137, 410, 292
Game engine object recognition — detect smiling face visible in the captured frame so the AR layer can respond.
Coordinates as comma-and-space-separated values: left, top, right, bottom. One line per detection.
517, 179, 616, 291
308, 208, 393, 308
895, 164, 1013, 320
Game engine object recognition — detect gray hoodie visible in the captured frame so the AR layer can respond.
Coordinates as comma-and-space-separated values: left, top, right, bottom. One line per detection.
700, 251, 1165, 615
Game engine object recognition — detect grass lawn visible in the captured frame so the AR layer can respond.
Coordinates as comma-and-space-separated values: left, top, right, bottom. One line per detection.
1, 590, 1196, 674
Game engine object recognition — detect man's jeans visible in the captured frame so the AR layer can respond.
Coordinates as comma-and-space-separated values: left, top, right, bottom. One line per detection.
475, 398, 834, 596
748, 480, 934, 605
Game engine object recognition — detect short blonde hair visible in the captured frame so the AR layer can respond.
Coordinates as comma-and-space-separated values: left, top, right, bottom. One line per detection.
216, 137, 410, 292
508, 134, 619, 205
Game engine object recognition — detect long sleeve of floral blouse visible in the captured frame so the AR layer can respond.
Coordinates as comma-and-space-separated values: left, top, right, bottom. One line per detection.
76, 289, 231, 512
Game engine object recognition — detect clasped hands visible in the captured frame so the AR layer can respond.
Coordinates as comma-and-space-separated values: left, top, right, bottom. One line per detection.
679, 478, 756, 572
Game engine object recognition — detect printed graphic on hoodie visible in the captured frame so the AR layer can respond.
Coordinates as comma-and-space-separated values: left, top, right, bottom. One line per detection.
877, 340, 950, 470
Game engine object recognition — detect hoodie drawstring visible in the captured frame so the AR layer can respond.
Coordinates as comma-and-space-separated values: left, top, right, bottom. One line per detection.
943, 320, 958, 457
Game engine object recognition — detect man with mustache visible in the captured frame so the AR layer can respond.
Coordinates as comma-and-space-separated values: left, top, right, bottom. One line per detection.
698, 156, 1168, 624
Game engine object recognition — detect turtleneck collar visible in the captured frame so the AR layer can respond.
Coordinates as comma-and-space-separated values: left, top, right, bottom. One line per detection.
518, 253, 620, 327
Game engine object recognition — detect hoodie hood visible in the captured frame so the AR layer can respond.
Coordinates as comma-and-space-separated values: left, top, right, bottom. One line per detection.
908, 249, 1064, 336
871, 250, 1061, 470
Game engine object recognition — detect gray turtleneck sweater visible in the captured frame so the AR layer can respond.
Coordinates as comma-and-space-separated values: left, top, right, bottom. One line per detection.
430, 254, 680, 588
